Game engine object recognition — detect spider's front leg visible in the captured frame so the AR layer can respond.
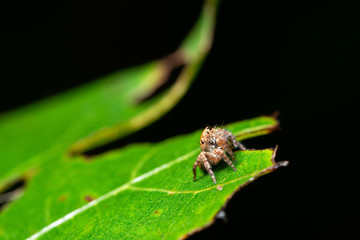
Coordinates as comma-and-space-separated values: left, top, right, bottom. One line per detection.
193, 152, 217, 183
225, 130, 246, 150
221, 143, 236, 161
213, 148, 237, 171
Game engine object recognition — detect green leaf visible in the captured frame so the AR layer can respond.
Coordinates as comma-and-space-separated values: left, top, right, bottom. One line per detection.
0, 0, 218, 191
0, 116, 288, 239
0, 1, 288, 239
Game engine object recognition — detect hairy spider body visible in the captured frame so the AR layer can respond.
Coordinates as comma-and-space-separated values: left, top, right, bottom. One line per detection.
193, 127, 246, 184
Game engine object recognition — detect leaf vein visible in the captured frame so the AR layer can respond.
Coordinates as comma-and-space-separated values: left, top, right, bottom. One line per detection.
129, 172, 256, 195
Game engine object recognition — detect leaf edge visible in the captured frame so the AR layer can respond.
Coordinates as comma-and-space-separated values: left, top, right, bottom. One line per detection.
179, 145, 289, 240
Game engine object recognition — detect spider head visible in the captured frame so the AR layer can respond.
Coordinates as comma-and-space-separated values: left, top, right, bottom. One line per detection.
200, 126, 216, 151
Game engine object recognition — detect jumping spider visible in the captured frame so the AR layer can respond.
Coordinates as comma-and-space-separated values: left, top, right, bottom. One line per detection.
193, 127, 246, 184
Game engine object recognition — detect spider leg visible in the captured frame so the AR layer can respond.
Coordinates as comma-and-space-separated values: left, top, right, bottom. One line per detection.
193, 153, 203, 182
214, 148, 237, 171
223, 144, 236, 161
213, 131, 235, 160
224, 130, 246, 150
203, 158, 217, 184
196, 152, 217, 183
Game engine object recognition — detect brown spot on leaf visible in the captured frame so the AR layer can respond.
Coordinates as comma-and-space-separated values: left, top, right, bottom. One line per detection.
58, 195, 67, 202
153, 209, 163, 217
84, 195, 95, 202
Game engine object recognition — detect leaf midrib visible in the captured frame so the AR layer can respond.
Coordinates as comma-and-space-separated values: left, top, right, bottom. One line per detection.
26, 148, 199, 240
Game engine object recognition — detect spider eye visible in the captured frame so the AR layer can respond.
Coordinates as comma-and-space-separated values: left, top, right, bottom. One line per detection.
201, 140, 204, 144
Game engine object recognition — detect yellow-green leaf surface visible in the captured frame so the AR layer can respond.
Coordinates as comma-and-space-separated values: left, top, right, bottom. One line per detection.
0, 0, 218, 192
0, 116, 287, 239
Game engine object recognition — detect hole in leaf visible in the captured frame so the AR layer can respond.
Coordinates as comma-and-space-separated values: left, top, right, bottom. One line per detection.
82, 53, 188, 158
67, 50, 190, 157
83, 119, 174, 157
0, 178, 26, 212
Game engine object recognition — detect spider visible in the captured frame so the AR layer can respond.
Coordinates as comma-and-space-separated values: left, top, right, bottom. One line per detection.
193, 126, 246, 184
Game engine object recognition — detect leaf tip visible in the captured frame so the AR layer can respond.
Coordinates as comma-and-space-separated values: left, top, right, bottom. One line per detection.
271, 110, 281, 119
271, 145, 289, 168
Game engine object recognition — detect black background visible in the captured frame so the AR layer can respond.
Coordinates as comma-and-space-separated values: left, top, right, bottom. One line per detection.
1, 0, 359, 239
